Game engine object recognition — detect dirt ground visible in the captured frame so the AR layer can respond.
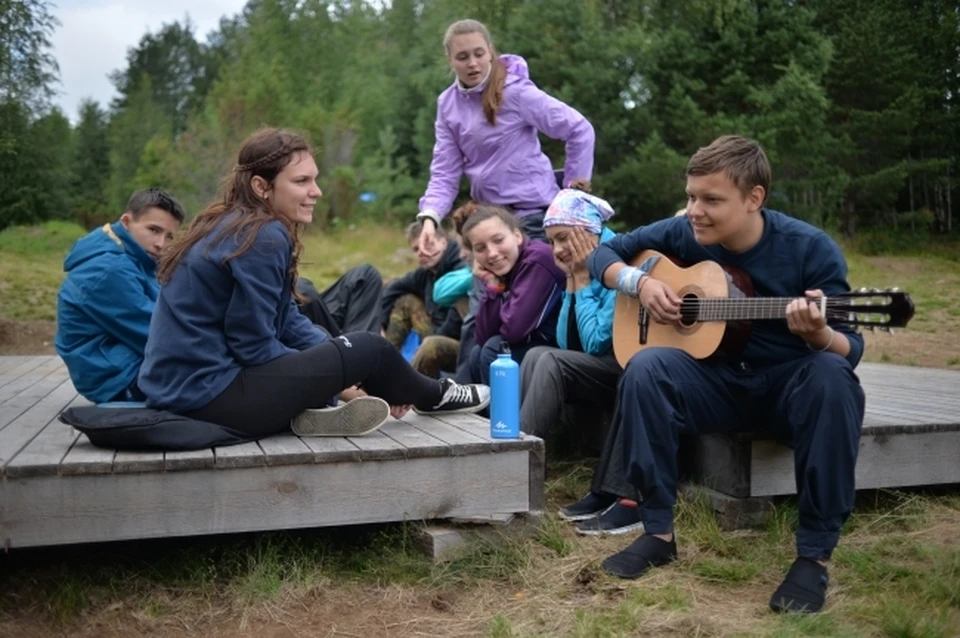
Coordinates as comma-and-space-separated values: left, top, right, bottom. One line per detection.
0, 318, 56, 355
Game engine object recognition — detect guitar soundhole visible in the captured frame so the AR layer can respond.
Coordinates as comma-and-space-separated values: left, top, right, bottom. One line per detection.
675, 286, 706, 335
679, 293, 699, 328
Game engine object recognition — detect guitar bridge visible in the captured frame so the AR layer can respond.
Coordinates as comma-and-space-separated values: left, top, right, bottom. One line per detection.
638, 305, 649, 345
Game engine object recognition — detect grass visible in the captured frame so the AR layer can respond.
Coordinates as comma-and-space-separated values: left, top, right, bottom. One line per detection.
3, 479, 959, 636
1, 222, 959, 636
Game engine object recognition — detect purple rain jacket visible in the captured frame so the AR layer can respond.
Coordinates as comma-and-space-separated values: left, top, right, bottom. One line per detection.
417, 54, 595, 226
474, 239, 566, 347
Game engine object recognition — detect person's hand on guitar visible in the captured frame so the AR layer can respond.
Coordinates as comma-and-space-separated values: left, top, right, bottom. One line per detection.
639, 276, 683, 324
786, 289, 834, 349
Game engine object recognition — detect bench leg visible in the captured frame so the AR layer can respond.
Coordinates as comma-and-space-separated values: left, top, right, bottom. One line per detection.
679, 483, 774, 531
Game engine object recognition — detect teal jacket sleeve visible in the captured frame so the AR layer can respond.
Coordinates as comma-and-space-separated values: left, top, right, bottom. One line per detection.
433, 267, 473, 307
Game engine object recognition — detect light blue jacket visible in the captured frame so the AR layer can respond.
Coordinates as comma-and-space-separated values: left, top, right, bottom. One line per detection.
556, 226, 617, 355
432, 266, 473, 307
56, 222, 158, 404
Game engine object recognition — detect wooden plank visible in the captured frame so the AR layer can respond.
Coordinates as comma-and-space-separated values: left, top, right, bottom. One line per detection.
0, 365, 70, 431
60, 437, 116, 476
0, 356, 33, 375
164, 448, 215, 472
346, 430, 407, 461
1, 451, 532, 548
750, 430, 960, 497
113, 450, 166, 474
0, 357, 63, 404
400, 412, 493, 456
299, 436, 362, 463
4, 394, 87, 478
0, 378, 79, 475
427, 411, 541, 453
258, 433, 314, 466
0, 356, 47, 391
213, 441, 266, 469
377, 419, 450, 459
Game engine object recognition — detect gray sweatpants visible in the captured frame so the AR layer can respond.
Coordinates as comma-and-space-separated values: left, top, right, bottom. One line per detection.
520, 346, 621, 438
519, 346, 638, 500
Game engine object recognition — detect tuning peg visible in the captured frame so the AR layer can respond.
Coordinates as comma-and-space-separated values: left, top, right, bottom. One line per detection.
857, 287, 868, 293
889, 287, 901, 292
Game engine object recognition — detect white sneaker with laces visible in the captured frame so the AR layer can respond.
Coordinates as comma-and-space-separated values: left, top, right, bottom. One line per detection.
291, 396, 390, 437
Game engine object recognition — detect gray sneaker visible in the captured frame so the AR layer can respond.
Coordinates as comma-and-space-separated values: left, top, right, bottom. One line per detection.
291, 396, 390, 437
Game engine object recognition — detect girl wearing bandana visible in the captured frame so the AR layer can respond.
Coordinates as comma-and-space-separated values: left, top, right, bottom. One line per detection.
521, 187, 643, 536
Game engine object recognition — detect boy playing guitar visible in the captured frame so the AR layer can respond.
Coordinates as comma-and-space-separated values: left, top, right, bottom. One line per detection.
588, 135, 866, 614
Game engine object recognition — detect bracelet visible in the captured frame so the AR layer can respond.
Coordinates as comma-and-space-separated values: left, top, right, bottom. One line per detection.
637, 274, 650, 296
616, 266, 646, 297
808, 326, 835, 352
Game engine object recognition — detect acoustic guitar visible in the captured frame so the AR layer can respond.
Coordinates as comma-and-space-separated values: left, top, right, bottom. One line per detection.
611, 250, 915, 367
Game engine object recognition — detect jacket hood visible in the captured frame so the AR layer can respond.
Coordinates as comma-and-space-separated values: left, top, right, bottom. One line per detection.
499, 54, 529, 86
63, 222, 156, 274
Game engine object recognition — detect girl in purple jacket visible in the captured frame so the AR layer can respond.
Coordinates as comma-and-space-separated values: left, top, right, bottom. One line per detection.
416, 18, 595, 257
459, 206, 567, 384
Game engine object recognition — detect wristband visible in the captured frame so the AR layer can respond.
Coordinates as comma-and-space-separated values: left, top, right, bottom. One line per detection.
616, 266, 646, 297
807, 326, 835, 352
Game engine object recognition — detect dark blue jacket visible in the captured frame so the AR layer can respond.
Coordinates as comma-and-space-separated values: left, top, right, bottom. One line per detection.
139, 218, 327, 412
56, 222, 158, 404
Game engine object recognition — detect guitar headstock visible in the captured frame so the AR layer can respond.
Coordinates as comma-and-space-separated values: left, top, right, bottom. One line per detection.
829, 288, 915, 329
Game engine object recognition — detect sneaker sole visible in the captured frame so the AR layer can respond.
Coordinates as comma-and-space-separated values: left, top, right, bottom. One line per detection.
291, 397, 390, 437
575, 521, 646, 537
558, 510, 603, 522
412, 394, 490, 416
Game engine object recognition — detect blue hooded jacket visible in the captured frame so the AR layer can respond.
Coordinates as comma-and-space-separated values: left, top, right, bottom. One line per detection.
55, 222, 159, 404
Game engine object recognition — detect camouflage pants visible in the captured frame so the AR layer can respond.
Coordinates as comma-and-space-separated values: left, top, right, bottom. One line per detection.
384, 294, 435, 349
385, 294, 469, 378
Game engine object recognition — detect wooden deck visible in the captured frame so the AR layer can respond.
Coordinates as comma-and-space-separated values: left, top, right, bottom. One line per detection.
688, 362, 960, 500
0, 356, 544, 549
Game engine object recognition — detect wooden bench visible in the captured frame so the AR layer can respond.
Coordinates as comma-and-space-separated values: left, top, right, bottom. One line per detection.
0, 356, 545, 550
684, 362, 960, 527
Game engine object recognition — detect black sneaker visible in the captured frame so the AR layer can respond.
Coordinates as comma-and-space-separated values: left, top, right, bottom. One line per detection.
576, 501, 644, 536
558, 492, 617, 522
769, 557, 829, 613
601, 534, 678, 579
414, 378, 490, 415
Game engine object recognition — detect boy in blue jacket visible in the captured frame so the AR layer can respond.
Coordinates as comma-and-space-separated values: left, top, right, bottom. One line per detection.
56, 188, 185, 404
589, 135, 865, 614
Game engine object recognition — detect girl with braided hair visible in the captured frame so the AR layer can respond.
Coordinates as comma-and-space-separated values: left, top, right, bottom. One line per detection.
139, 128, 490, 439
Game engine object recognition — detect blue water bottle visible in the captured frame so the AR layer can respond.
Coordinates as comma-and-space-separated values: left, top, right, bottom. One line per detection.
489, 351, 520, 438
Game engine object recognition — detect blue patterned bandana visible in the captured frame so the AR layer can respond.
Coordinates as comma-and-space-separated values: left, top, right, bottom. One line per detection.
543, 189, 615, 235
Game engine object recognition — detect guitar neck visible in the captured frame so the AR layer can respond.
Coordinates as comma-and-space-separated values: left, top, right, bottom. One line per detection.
692, 297, 839, 322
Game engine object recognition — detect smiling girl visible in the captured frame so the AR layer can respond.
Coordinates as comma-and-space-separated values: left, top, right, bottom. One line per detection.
459, 206, 566, 384
138, 128, 490, 439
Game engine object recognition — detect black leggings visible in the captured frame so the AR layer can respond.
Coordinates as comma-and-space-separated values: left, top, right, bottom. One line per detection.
185, 332, 445, 438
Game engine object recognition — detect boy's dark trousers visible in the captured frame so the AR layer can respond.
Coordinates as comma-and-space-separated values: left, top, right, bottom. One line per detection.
617, 347, 865, 560
296, 264, 382, 337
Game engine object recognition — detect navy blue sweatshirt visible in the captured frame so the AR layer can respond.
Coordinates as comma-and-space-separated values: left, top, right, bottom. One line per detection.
588, 209, 864, 369
140, 218, 327, 411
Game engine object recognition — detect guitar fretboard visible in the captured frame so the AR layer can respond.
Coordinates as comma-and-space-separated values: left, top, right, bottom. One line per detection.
685, 298, 849, 322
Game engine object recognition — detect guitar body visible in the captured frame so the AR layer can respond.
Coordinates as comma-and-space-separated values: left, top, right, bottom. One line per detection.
612, 250, 754, 367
